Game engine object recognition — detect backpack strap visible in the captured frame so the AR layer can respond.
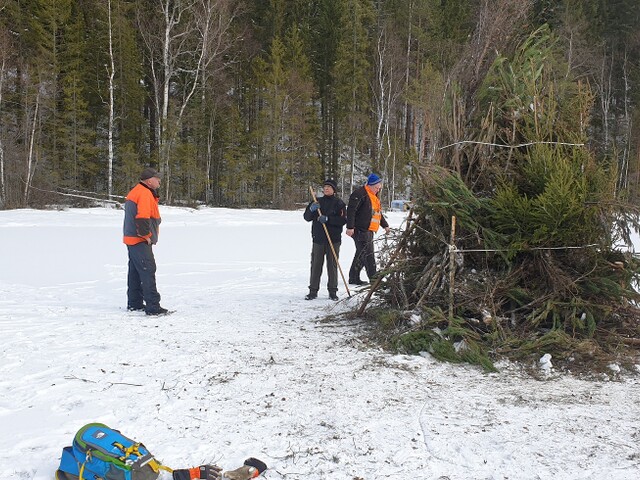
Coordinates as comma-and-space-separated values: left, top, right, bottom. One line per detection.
148, 459, 174, 474
113, 441, 144, 462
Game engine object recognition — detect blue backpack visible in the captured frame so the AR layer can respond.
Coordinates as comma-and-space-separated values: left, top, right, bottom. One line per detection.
55, 423, 168, 480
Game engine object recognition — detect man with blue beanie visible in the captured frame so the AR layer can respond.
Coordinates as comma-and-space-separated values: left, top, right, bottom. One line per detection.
345, 173, 390, 285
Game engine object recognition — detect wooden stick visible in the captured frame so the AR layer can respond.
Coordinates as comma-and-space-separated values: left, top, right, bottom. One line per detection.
357, 208, 414, 316
448, 215, 457, 323
309, 186, 351, 297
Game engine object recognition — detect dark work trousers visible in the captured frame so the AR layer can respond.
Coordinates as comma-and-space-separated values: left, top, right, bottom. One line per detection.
309, 241, 341, 294
127, 242, 161, 312
349, 230, 376, 282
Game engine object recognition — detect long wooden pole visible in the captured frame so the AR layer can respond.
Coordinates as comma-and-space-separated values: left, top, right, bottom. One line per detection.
448, 215, 457, 323
309, 186, 351, 298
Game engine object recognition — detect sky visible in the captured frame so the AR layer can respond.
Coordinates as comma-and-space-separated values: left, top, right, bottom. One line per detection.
0, 206, 639, 480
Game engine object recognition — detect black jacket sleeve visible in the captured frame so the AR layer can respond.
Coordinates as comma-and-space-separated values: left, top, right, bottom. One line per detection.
326, 199, 347, 228
380, 213, 389, 229
303, 201, 318, 222
346, 190, 365, 230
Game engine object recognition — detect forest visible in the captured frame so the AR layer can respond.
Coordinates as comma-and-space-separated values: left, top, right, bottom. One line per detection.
0, 0, 639, 209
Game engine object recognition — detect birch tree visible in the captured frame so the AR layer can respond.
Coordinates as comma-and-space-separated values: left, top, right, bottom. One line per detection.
192, 0, 239, 203
372, 21, 404, 202
138, 0, 192, 200
138, 0, 237, 202
23, 81, 40, 206
0, 23, 8, 207
107, 0, 115, 199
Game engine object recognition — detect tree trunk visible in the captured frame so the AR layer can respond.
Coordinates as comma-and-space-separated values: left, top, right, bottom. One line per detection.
0, 56, 5, 207
24, 89, 40, 206
107, 0, 116, 199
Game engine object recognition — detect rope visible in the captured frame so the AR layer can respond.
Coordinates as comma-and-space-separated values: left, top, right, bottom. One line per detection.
454, 243, 599, 253
59, 186, 125, 200
24, 182, 123, 205
377, 225, 600, 254
439, 140, 585, 150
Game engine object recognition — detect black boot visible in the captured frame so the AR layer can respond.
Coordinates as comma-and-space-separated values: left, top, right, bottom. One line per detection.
146, 306, 170, 316
305, 291, 318, 300
329, 292, 338, 301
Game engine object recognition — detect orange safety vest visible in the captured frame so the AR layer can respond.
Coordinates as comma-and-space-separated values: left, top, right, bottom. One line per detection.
365, 185, 382, 232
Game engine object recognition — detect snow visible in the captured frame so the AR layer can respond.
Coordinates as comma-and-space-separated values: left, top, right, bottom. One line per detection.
539, 354, 553, 375
1, 206, 639, 480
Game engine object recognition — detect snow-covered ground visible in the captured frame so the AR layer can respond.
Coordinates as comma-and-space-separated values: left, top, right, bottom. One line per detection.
1, 206, 639, 480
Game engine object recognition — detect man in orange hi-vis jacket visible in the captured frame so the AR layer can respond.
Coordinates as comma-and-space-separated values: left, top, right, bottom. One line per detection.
346, 173, 390, 285
123, 168, 170, 316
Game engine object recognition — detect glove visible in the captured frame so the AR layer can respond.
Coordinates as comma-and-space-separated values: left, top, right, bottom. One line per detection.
309, 202, 320, 212
222, 466, 256, 480
318, 215, 328, 224
173, 465, 222, 480
223, 458, 267, 480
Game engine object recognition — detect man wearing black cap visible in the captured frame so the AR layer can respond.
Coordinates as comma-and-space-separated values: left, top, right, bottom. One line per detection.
122, 167, 170, 315
303, 179, 347, 300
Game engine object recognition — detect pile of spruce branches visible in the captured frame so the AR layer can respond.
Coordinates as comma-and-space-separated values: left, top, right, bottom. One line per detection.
368, 161, 640, 373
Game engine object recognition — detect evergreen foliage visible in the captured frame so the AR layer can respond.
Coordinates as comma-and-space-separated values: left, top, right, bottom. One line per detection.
371, 25, 640, 371
0, 0, 638, 214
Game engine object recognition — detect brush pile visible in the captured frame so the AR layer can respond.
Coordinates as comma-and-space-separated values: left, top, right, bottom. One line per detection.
370, 160, 640, 372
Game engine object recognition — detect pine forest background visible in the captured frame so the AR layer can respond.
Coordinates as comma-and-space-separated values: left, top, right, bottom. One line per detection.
1, 0, 639, 209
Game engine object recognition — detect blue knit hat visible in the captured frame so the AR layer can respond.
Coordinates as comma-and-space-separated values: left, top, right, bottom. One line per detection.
367, 173, 382, 186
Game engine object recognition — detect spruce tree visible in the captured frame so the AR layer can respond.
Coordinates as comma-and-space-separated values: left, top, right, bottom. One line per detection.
333, 0, 374, 187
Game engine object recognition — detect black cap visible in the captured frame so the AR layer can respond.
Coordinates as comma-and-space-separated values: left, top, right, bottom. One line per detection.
140, 167, 162, 180
323, 179, 338, 191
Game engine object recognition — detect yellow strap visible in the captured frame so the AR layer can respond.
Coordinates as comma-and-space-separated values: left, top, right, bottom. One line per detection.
124, 443, 141, 457
148, 458, 173, 474
79, 462, 86, 480
112, 441, 143, 460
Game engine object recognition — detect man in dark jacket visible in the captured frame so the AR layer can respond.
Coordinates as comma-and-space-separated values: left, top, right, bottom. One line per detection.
303, 179, 347, 300
346, 173, 390, 285
123, 167, 169, 315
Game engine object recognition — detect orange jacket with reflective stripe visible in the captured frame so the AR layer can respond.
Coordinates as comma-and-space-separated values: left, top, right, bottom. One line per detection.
365, 185, 382, 232
346, 185, 389, 232
122, 182, 161, 245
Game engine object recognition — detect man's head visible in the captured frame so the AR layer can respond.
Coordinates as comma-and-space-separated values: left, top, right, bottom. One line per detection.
140, 167, 162, 190
366, 173, 383, 193
323, 179, 337, 196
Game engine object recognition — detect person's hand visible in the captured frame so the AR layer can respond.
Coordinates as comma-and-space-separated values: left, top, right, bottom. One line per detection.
309, 202, 320, 212
318, 215, 328, 224
384, 226, 390, 234
346, 228, 354, 237
172, 465, 222, 480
